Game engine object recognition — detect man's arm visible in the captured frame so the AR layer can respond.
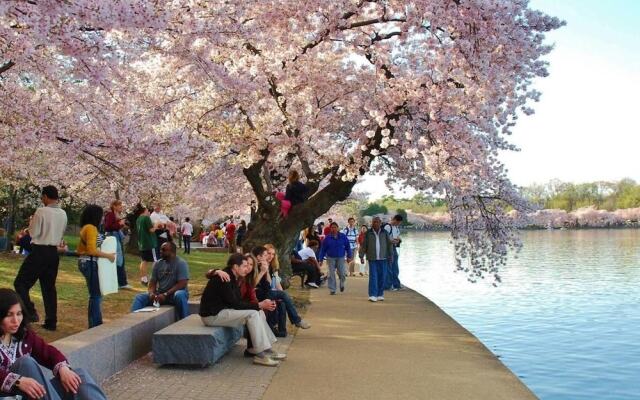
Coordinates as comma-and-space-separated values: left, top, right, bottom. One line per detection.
158, 279, 188, 303
29, 209, 42, 240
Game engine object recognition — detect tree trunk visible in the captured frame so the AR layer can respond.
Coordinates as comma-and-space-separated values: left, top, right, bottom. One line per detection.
242, 167, 358, 276
125, 213, 140, 256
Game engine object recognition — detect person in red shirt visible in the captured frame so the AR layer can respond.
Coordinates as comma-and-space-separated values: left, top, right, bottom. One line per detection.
226, 220, 237, 253
322, 218, 333, 236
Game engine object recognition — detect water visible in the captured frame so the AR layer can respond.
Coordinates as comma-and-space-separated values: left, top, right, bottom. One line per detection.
399, 229, 640, 400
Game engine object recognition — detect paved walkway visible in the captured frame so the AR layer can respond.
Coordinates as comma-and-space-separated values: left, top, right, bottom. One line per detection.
263, 277, 537, 400
104, 277, 537, 400
103, 334, 293, 400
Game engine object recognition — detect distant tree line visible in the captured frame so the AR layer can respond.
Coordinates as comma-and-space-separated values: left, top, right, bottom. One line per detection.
520, 178, 640, 211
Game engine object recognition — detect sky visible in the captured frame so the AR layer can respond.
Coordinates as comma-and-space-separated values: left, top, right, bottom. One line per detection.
356, 0, 640, 199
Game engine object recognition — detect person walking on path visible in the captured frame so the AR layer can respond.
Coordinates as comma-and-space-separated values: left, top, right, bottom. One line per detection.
13, 185, 67, 331
359, 217, 394, 302
131, 242, 190, 320
342, 217, 359, 276
181, 217, 193, 254
136, 205, 158, 286
318, 222, 353, 295
384, 215, 403, 291
199, 253, 286, 367
77, 205, 116, 328
103, 199, 131, 289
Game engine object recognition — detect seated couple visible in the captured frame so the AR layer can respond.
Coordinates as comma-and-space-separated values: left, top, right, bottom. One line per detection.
200, 253, 286, 366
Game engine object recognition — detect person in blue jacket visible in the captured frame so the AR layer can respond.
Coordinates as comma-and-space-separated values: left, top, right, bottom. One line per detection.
318, 222, 353, 295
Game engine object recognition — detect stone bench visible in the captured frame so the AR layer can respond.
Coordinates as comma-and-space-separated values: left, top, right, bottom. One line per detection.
51, 306, 177, 383
152, 314, 243, 367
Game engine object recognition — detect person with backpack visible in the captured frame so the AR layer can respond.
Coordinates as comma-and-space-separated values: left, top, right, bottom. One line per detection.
342, 217, 359, 276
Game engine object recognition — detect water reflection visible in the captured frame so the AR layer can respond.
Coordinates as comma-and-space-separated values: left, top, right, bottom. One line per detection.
400, 229, 640, 400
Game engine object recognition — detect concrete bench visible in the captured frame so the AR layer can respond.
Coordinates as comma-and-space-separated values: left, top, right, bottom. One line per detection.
152, 314, 243, 367
51, 306, 177, 383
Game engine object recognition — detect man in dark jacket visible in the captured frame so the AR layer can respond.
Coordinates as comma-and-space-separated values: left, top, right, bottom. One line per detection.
359, 217, 394, 302
199, 253, 286, 366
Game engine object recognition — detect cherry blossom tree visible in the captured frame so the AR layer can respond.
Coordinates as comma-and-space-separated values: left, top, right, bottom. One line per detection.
1, 1, 563, 280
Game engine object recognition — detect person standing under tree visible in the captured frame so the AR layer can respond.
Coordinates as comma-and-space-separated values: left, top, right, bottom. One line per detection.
136, 205, 158, 286
226, 219, 237, 253
104, 200, 131, 289
13, 185, 67, 331
77, 205, 116, 328
181, 217, 193, 254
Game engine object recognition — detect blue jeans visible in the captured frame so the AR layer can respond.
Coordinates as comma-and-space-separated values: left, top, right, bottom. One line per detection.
385, 247, 401, 290
131, 289, 190, 320
326, 257, 347, 293
268, 289, 301, 325
78, 259, 102, 328
3, 355, 107, 399
368, 260, 388, 297
107, 231, 128, 287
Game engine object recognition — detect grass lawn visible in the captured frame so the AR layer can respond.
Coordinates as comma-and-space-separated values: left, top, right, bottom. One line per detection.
0, 236, 310, 343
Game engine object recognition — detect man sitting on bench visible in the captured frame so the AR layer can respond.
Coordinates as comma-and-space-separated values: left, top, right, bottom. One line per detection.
131, 241, 190, 320
199, 253, 286, 367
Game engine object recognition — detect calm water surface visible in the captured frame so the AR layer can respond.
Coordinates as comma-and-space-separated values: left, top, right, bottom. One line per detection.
399, 229, 640, 400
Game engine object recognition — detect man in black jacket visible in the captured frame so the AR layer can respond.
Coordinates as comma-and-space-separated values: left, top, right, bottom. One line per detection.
199, 253, 286, 366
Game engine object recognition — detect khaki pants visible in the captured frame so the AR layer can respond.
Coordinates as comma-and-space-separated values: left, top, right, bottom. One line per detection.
201, 309, 276, 354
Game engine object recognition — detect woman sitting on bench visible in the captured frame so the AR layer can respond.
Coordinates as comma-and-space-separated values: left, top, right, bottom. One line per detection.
0, 288, 108, 400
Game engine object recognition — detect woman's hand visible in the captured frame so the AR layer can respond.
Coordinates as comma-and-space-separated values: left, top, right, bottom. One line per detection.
106, 253, 116, 263
17, 376, 47, 399
259, 262, 269, 274
259, 299, 276, 311
59, 366, 82, 394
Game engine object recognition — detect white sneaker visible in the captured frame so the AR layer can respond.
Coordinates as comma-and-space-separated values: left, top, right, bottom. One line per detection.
306, 282, 319, 288
368, 296, 378, 302
296, 320, 311, 329
377, 296, 385, 301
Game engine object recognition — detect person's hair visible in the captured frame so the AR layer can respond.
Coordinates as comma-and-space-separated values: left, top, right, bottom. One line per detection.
80, 204, 104, 227
307, 240, 319, 248
372, 216, 382, 222
330, 222, 339, 228
41, 185, 59, 200
328, 218, 333, 222
185, 217, 190, 222
227, 253, 245, 268
133, 203, 147, 216
288, 170, 300, 183
263, 243, 280, 272
162, 241, 177, 254
251, 245, 268, 258
169, 217, 175, 222
244, 253, 260, 286
110, 200, 122, 211
348, 217, 355, 222
0, 288, 28, 339
360, 225, 368, 232
240, 220, 246, 227
393, 214, 404, 222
